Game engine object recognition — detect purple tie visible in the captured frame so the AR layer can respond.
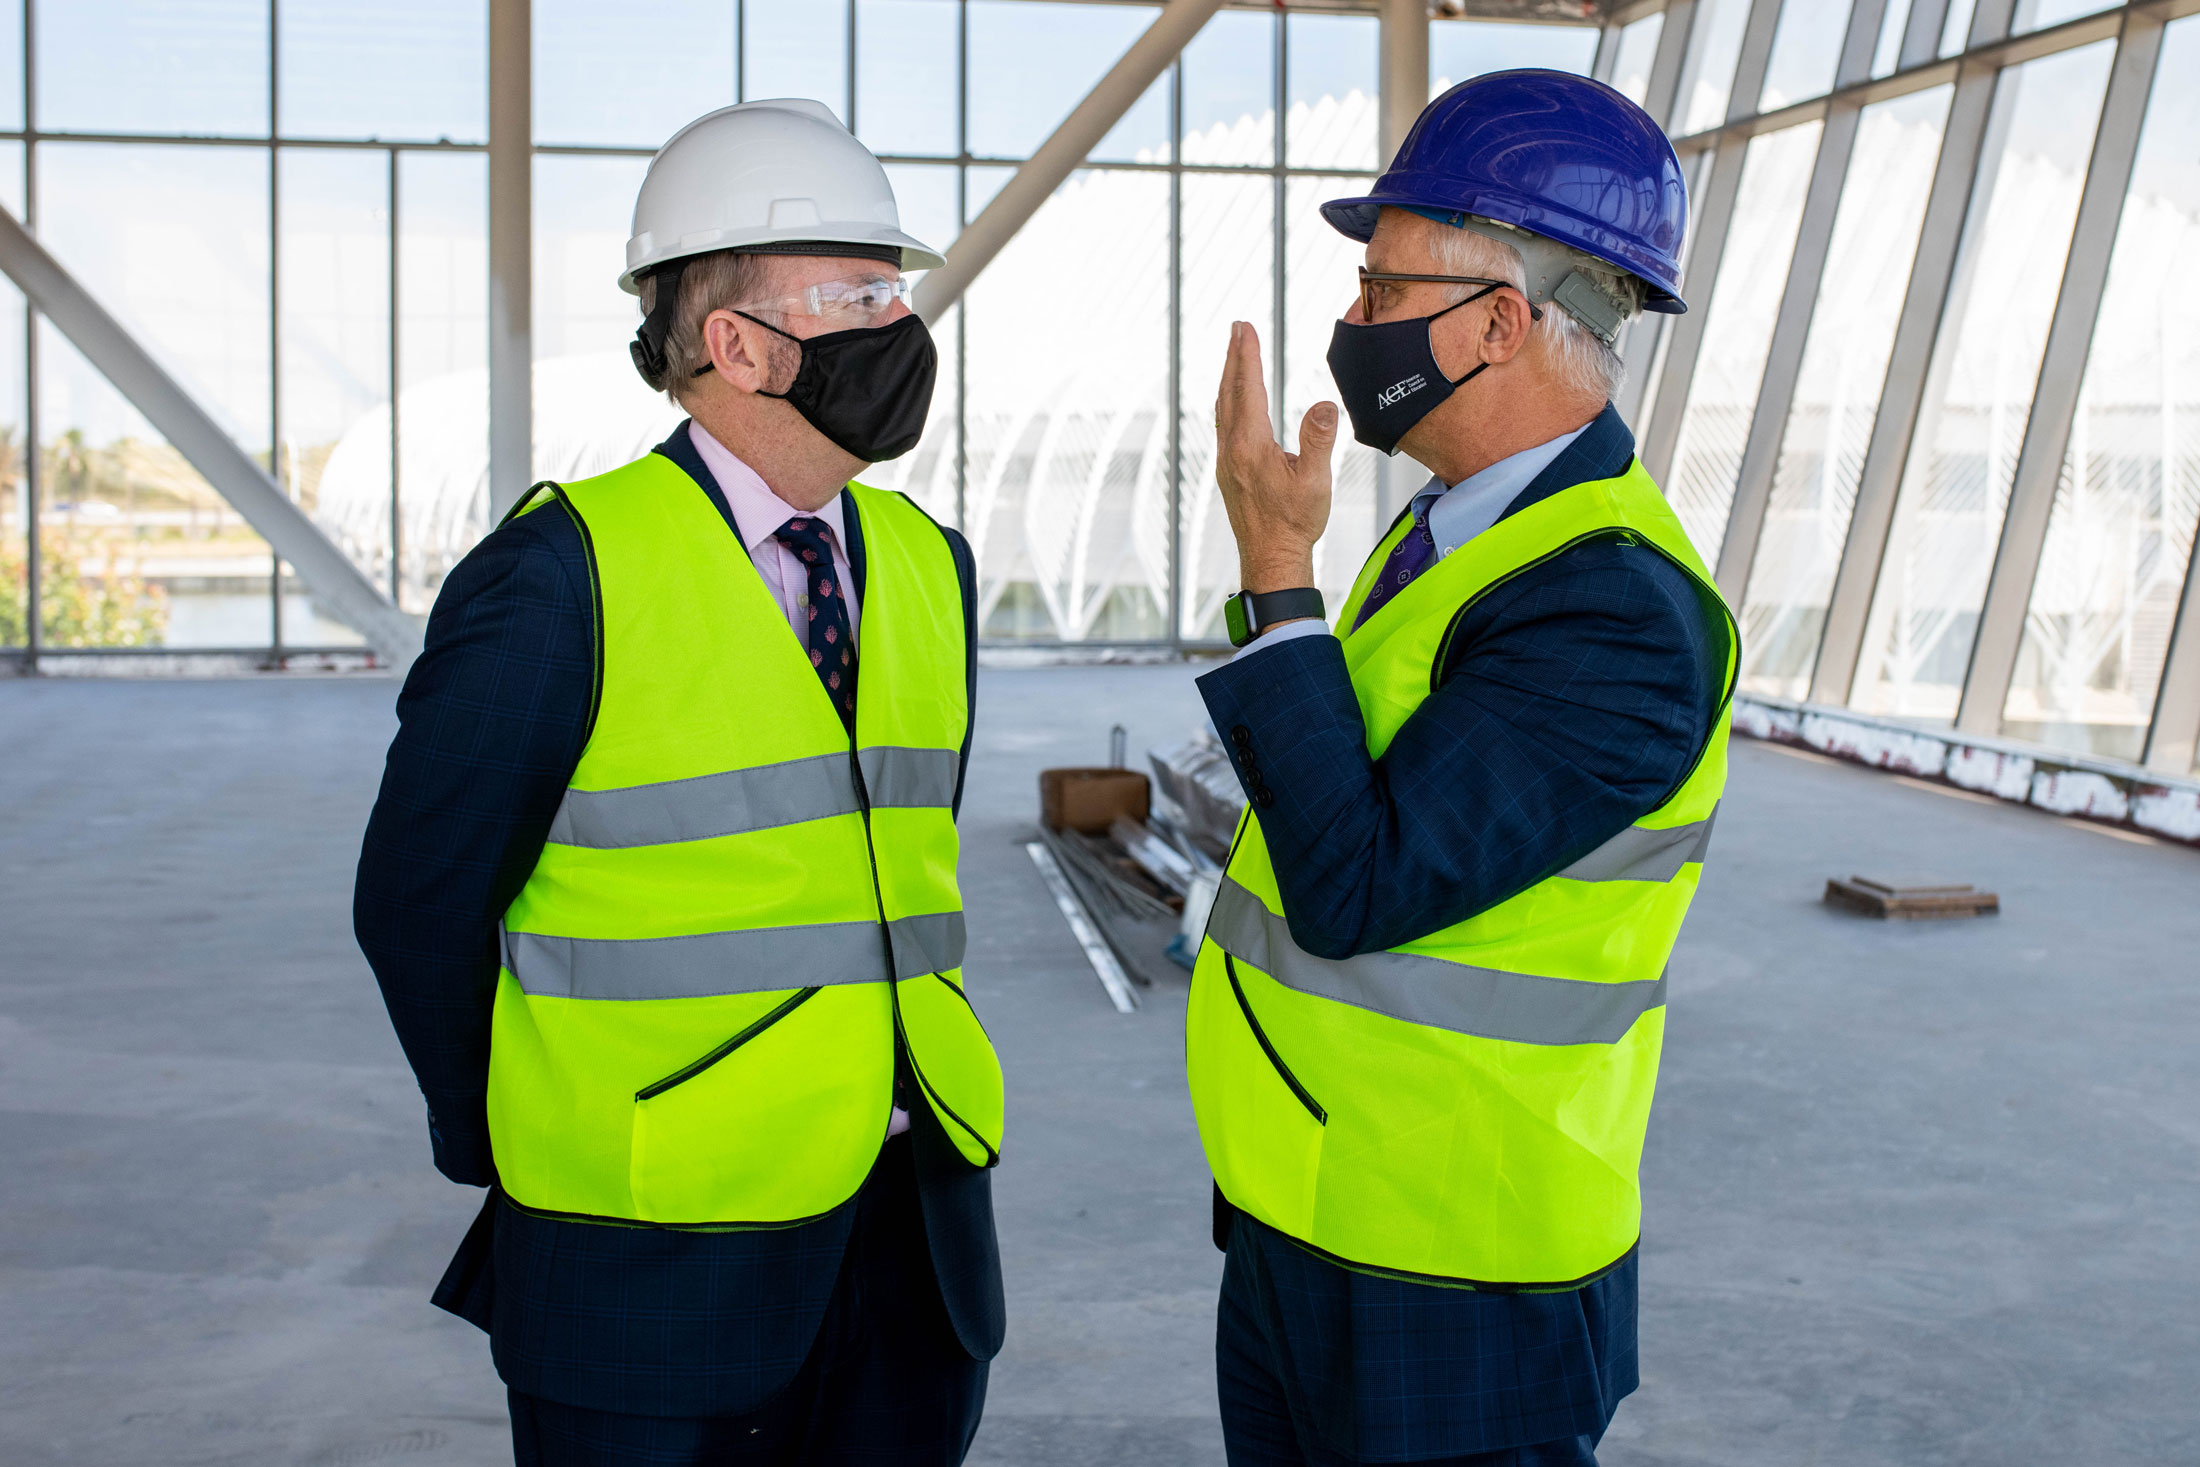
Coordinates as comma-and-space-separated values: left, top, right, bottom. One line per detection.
772, 516, 857, 732
1350, 500, 1439, 632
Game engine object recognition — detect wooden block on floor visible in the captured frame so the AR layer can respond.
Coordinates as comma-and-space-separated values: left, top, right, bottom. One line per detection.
1824, 875, 2001, 920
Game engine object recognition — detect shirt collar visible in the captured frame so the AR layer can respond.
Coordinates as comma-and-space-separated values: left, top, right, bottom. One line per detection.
687, 419, 849, 550
1415, 422, 1592, 558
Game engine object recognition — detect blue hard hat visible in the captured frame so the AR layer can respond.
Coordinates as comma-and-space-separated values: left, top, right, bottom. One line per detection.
1322, 69, 1689, 314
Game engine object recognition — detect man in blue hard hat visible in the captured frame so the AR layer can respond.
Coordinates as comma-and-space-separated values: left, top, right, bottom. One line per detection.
1188, 71, 1739, 1465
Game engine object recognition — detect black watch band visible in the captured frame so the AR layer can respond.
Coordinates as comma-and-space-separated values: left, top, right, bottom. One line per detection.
1223, 587, 1325, 648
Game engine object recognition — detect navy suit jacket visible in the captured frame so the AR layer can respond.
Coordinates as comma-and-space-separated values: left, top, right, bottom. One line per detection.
1194, 405, 1731, 1454
354, 423, 1002, 1418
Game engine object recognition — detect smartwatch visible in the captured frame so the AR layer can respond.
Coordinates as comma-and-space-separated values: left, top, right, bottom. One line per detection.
1223, 587, 1325, 648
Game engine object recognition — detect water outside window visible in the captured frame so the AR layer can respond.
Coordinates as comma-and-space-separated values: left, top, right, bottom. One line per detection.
1662, 121, 1823, 565
1852, 41, 2116, 721
2002, 17, 2200, 760
1737, 87, 1952, 700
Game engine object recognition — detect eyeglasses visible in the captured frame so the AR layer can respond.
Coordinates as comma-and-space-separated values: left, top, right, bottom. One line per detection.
734, 272, 911, 326
1356, 267, 1543, 325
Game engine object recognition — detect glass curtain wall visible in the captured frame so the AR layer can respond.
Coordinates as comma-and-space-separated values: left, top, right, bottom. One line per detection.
1633, 0, 2200, 771
527, 1, 1590, 647
2002, 16, 2200, 759
5, 0, 1602, 659
2, 0, 486, 659
1852, 41, 2116, 720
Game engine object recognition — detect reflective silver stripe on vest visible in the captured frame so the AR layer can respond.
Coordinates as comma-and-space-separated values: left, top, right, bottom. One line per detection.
859, 746, 961, 809
1206, 879, 1664, 1046
503, 911, 967, 1000
1557, 806, 1718, 884
547, 747, 959, 850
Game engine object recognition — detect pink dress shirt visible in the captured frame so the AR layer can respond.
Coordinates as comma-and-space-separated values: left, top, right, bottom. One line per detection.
686, 423, 907, 1138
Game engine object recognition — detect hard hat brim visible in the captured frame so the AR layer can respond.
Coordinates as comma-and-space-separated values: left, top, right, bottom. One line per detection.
620, 226, 947, 295
1320, 193, 1685, 315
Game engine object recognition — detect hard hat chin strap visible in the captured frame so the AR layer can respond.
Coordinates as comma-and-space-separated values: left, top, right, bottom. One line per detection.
631, 256, 692, 393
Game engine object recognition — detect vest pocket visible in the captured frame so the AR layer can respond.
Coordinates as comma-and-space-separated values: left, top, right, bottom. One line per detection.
635, 987, 820, 1101
1224, 954, 1326, 1124
627, 986, 886, 1224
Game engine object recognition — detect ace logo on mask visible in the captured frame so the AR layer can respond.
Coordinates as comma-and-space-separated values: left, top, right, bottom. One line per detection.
1378, 374, 1427, 409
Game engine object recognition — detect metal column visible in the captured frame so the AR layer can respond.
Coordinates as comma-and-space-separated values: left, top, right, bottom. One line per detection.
1956, 9, 2167, 733
1807, 0, 2020, 705
1711, 0, 1891, 600
1375, 0, 1428, 532
487, 0, 532, 521
1377, 0, 1428, 168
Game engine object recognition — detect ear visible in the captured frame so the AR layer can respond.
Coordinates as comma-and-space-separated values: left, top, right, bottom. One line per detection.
1479, 291, 1538, 368
701, 309, 777, 395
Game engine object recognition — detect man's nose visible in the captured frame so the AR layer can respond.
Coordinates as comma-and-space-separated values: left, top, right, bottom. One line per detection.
1343, 295, 1367, 326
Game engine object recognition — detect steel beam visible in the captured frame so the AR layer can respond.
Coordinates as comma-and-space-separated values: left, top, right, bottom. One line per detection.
1643, 0, 1697, 130
1636, 0, 1784, 492
2146, 530, 2200, 774
1901, 0, 1955, 69
488, 0, 532, 521
913, 0, 1225, 324
0, 204, 422, 665
1808, 0, 2016, 705
1379, 0, 1431, 165
1712, 0, 1889, 599
1957, 8, 2167, 734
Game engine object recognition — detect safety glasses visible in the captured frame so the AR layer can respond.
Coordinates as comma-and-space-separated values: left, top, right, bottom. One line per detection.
735, 272, 911, 325
1356, 267, 1542, 325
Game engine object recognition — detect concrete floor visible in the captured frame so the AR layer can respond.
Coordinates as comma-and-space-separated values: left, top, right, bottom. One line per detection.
0, 664, 2194, 1467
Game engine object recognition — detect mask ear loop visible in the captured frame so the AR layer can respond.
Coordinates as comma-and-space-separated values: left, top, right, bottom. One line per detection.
1428, 282, 1542, 389
719, 310, 806, 393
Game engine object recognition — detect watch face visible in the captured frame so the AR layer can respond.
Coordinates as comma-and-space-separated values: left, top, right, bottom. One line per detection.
1224, 594, 1252, 647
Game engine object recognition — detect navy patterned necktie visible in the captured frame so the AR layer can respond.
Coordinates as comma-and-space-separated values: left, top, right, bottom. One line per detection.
1350, 498, 1440, 632
772, 516, 857, 732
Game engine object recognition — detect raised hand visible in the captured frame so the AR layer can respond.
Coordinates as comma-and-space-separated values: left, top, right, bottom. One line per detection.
1214, 320, 1338, 594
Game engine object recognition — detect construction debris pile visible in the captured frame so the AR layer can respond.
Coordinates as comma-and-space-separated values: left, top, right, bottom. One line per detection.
1034, 726, 1245, 987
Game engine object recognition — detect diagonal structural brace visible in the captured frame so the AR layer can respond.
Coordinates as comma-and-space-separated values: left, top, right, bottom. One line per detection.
912, 0, 1226, 325
0, 203, 423, 668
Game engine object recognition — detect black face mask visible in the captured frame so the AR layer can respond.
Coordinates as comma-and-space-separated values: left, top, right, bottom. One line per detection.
731, 310, 939, 464
1324, 285, 1496, 456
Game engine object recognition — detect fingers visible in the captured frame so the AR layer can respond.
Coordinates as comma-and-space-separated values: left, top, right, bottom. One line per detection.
1296, 401, 1339, 469
1218, 322, 1273, 451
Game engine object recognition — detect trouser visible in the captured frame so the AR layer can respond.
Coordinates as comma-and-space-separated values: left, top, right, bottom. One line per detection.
508, 1135, 987, 1467
1215, 1230, 1603, 1467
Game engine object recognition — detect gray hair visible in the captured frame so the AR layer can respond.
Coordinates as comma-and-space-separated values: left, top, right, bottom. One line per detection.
1422, 220, 1643, 404
638, 249, 776, 404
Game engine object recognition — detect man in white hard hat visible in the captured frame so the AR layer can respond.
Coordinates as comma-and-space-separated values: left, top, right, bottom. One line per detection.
356, 99, 1003, 1466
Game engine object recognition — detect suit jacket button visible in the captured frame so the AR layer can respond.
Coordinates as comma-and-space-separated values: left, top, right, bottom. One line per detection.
1253, 787, 1275, 809
1231, 725, 1253, 748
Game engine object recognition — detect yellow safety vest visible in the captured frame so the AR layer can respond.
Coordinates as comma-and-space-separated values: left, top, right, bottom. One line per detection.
487, 450, 1003, 1227
1187, 457, 1735, 1288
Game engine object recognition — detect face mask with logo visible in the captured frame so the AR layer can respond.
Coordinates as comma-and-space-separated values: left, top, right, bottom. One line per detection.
1324, 284, 1497, 456
732, 310, 940, 464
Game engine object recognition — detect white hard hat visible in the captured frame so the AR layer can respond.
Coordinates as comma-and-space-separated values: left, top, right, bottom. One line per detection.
620, 98, 945, 293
